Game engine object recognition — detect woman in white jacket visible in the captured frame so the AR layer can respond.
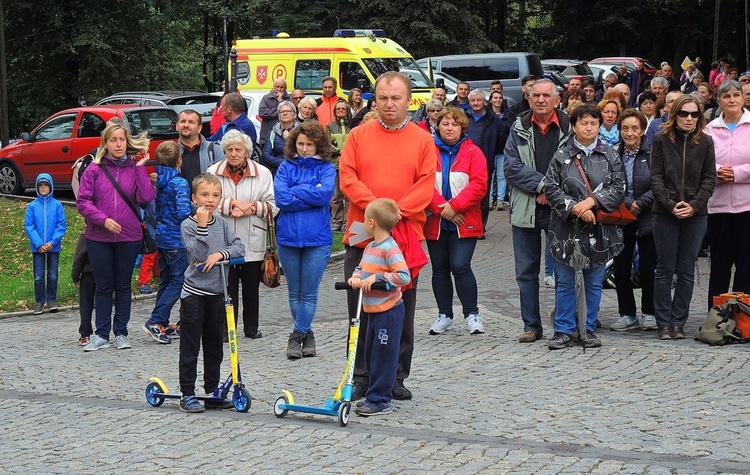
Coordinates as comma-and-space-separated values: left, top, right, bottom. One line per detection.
208, 129, 278, 339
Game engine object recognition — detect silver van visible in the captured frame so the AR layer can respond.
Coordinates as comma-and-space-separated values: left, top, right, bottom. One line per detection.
417, 53, 544, 104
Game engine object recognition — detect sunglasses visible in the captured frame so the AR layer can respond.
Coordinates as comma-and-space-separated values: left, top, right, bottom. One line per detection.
676, 110, 701, 119
427, 109, 440, 113
740, 78, 750, 83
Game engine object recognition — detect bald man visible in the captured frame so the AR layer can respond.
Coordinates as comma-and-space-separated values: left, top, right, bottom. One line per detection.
258, 77, 290, 145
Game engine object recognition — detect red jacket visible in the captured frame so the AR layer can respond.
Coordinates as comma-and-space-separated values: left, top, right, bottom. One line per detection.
424, 137, 487, 239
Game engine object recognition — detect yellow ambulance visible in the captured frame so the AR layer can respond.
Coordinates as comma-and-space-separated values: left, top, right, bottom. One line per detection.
232, 29, 434, 113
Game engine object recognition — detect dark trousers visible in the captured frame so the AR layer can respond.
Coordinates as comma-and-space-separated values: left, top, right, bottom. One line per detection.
426, 231, 478, 318
345, 245, 417, 385
364, 301, 404, 405
480, 161, 495, 228
653, 213, 706, 329
179, 294, 225, 396
708, 212, 750, 309
78, 273, 95, 337
228, 261, 262, 336
613, 222, 656, 317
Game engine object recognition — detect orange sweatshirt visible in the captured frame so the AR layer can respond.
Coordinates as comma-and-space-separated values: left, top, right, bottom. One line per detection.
316, 95, 339, 127
339, 120, 436, 247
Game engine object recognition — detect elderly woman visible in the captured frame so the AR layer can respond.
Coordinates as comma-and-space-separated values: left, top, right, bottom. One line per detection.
637, 91, 659, 128
328, 99, 352, 232
208, 129, 278, 339
274, 121, 336, 358
77, 120, 154, 351
651, 95, 716, 339
705, 80, 750, 308
297, 96, 318, 123
597, 98, 622, 147
544, 104, 625, 349
425, 107, 488, 336
417, 98, 443, 135
610, 109, 657, 332
262, 100, 299, 175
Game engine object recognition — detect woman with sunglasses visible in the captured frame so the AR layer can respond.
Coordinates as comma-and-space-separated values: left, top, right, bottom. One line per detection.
417, 99, 444, 135
650, 95, 716, 340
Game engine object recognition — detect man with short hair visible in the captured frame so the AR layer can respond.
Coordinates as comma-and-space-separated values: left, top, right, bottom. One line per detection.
614, 83, 631, 108
597, 73, 618, 101
412, 87, 447, 123
645, 90, 683, 145
340, 71, 435, 402
258, 78, 290, 145
177, 109, 225, 193
568, 77, 582, 91
508, 74, 537, 122
743, 82, 750, 108
617, 64, 630, 84
504, 79, 571, 343
627, 60, 650, 106
290, 88, 305, 106
490, 80, 503, 94
447, 81, 471, 114
316, 76, 340, 126
209, 92, 257, 145
650, 76, 669, 101
662, 63, 680, 91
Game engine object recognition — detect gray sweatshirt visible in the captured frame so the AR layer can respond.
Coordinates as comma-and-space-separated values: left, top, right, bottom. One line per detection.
181, 215, 245, 296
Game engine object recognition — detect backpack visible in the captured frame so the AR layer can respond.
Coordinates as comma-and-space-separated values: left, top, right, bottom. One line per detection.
71, 153, 95, 199
698, 301, 750, 345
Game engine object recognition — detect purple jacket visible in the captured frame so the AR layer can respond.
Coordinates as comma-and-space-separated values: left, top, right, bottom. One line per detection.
77, 155, 155, 243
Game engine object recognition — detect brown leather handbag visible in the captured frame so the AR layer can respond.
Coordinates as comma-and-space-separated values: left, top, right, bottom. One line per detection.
259, 202, 282, 288
572, 155, 636, 226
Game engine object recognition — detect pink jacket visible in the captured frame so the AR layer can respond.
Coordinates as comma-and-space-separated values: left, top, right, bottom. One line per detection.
705, 110, 750, 214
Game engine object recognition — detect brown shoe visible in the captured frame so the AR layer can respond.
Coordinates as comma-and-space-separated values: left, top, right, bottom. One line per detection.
671, 326, 686, 339
518, 330, 543, 343
657, 327, 672, 340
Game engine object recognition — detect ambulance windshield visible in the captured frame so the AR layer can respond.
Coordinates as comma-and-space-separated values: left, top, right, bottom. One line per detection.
363, 58, 435, 90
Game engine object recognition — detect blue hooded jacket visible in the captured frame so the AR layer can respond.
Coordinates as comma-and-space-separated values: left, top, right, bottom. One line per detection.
24, 173, 67, 252
274, 156, 336, 247
154, 165, 192, 249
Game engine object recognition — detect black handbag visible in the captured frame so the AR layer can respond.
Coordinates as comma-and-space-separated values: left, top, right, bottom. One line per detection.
100, 164, 157, 254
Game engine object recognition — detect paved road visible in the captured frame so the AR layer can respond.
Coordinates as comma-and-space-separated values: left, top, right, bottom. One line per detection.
2, 211, 748, 474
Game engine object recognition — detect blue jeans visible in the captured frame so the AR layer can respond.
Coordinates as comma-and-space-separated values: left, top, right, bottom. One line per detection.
426, 231, 478, 318
653, 213, 707, 329
86, 239, 141, 338
489, 154, 506, 203
277, 244, 331, 334
512, 224, 549, 333
148, 248, 188, 326
32, 251, 59, 304
553, 262, 606, 334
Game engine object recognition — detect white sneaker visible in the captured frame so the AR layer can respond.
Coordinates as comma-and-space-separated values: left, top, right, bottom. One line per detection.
544, 275, 555, 288
641, 314, 657, 330
429, 314, 454, 335
466, 314, 485, 334
610, 315, 639, 331
115, 334, 131, 349
84, 335, 110, 352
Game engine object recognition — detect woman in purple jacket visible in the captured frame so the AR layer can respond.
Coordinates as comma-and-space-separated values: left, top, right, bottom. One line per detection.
77, 121, 155, 351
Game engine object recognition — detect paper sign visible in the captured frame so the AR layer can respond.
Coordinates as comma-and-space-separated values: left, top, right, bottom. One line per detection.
681, 56, 692, 71
347, 221, 372, 246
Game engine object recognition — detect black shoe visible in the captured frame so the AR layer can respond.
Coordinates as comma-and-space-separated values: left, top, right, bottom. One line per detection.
582, 330, 602, 348
301, 330, 316, 357
594, 319, 602, 329
286, 331, 304, 359
244, 330, 262, 339
548, 332, 574, 350
351, 381, 368, 401
392, 380, 412, 400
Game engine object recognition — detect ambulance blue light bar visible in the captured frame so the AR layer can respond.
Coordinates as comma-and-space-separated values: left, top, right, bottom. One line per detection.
334, 29, 386, 38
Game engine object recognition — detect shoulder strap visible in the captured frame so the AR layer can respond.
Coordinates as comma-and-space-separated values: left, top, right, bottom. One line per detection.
572, 155, 594, 195
100, 164, 143, 223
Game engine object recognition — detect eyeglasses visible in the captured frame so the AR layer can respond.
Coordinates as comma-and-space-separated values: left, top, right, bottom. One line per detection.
292, 96, 305, 100
676, 110, 701, 119
279, 110, 294, 114
740, 78, 750, 83
427, 109, 440, 113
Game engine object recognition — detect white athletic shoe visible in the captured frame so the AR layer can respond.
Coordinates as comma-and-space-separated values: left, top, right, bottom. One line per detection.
466, 314, 485, 334
429, 314, 454, 335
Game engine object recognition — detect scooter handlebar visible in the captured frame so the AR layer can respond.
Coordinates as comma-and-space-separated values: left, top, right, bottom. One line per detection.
335, 281, 391, 291
196, 256, 245, 272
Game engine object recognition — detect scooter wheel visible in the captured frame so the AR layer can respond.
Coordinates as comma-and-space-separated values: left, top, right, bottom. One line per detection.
338, 402, 351, 427
273, 396, 289, 418
145, 382, 165, 407
233, 387, 251, 412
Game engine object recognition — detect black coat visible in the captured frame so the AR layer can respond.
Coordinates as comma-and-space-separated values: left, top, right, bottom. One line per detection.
618, 140, 655, 236
466, 107, 510, 165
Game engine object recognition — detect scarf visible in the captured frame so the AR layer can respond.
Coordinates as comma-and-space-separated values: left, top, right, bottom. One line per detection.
598, 125, 620, 147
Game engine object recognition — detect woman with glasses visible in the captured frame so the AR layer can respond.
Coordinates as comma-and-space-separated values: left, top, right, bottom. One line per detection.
704, 80, 750, 309
262, 100, 299, 176
417, 99, 443, 135
650, 95, 716, 340
328, 99, 353, 232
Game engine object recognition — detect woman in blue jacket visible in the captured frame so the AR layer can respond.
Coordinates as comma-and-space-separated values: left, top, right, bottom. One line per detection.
274, 121, 336, 359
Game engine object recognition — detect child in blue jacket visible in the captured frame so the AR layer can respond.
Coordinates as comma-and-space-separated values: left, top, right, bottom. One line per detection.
24, 173, 67, 314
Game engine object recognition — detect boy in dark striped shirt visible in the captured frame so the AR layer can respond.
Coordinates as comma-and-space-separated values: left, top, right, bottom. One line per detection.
348, 198, 410, 416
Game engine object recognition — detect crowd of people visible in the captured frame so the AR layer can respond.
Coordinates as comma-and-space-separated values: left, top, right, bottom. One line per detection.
23, 58, 750, 414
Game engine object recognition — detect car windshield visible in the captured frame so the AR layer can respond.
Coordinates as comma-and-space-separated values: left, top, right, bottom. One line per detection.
125, 109, 178, 138
168, 96, 218, 121
363, 58, 434, 89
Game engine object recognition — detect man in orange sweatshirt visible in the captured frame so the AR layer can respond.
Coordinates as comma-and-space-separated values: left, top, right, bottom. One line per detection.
315, 76, 339, 127
339, 71, 436, 402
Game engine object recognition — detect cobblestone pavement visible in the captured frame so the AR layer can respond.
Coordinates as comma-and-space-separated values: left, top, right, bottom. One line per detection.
2, 212, 749, 474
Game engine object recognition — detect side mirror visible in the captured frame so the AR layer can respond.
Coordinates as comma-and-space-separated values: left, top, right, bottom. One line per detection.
435, 78, 445, 89
21, 132, 31, 142
357, 78, 372, 93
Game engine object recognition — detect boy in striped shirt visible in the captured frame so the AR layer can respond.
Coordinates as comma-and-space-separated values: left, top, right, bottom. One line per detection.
348, 198, 411, 416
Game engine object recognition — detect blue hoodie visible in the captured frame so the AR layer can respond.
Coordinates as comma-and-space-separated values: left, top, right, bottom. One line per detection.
154, 165, 192, 249
24, 173, 67, 252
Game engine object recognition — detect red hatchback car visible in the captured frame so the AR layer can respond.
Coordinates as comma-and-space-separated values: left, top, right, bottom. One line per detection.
0, 105, 178, 195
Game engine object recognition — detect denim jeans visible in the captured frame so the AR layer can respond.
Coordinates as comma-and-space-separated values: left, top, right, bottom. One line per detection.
278, 244, 331, 334
86, 239, 141, 338
653, 213, 707, 329
426, 231, 478, 318
32, 251, 59, 304
614, 222, 656, 317
553, 262, 606, 334
512, 223, 549, 333
148, 248, 188, 327
489, 154, 506, 203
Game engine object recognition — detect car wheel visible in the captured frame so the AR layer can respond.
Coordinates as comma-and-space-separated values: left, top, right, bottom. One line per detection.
0, 162, 21, 195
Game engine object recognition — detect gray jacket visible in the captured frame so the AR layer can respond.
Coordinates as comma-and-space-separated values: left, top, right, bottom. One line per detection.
258, 91, 290, 145
178, 138, 224, 176
545, 141, 625, 268
503, 110, 571, 228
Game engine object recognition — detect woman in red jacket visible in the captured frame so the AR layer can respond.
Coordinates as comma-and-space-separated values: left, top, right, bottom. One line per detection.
424, 107, 488, 336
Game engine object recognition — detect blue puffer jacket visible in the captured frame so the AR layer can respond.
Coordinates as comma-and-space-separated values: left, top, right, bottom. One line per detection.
274, 155, 337, 247
154, 165, 192, 249
24, 173, 67, 252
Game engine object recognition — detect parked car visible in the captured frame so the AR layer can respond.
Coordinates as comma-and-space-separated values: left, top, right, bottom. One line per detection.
95, 90, 218, 136
417, 53, 545, 104
588, 64, 621, 87
543, 71, 568, 96
589, 57, 657, 75
0, 105, 178, 195
541, 59, 594, 81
